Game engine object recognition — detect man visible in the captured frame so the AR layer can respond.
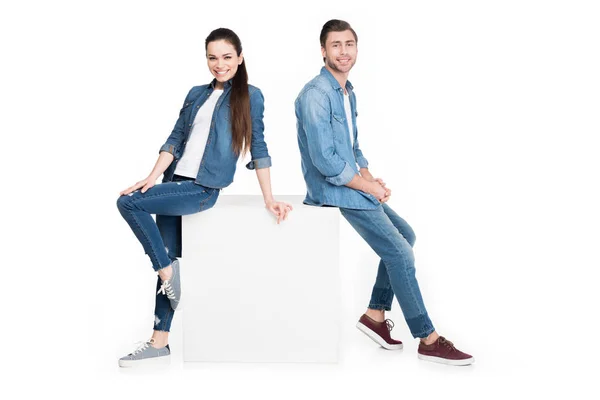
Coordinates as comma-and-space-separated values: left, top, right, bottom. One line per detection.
294, 19, 473, 366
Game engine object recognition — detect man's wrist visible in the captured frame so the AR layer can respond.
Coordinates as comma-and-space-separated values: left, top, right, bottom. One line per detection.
361, 180, 373, 194
360, 168, 374, 181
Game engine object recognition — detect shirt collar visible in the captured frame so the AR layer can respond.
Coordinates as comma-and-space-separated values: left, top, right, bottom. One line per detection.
320, 66, 354, 92
209, 78, 233, 90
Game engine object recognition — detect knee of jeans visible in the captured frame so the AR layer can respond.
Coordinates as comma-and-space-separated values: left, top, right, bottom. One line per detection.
405, 230, 416, 247
116, 194, 133, 211
384, 245, 415, 270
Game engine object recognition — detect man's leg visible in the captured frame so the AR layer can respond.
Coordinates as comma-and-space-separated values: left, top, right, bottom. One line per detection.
341, 205, 434, 339
367, 203, 417, 315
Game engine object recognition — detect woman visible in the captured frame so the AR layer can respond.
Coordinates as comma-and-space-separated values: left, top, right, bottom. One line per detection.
116, 28, 292, 367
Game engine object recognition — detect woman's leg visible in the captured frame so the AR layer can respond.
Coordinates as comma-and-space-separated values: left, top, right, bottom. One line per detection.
116, 180, 219, 271
116, 180, 219, 334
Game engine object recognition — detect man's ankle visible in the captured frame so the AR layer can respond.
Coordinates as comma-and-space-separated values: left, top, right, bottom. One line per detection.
365, 308, 385, 323
420, 331, 439, 345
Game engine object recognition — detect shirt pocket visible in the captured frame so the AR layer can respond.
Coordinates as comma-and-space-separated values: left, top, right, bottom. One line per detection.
179, 101, 193, 117
331, 113, 348, 143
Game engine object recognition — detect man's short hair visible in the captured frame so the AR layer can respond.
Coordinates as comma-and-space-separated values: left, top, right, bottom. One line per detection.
320, 19, 358, 48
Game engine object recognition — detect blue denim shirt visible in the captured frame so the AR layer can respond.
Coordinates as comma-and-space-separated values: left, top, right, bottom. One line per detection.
160, 80, 272, 188
295, 67, 380, 210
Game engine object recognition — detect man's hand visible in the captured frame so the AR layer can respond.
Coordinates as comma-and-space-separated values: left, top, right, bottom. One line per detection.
379, 187, 392, 203
364, 175, 391, 203
364, 181, 388, 201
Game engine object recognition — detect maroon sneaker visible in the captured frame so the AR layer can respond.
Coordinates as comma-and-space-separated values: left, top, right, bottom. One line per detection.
418, 336, 474, 366
356, 314, 403, 350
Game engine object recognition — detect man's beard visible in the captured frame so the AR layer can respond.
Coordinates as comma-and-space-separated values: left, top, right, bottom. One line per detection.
326, 57, 354, 73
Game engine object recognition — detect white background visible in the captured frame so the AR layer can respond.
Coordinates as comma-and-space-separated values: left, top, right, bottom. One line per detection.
2, 0, 599, 398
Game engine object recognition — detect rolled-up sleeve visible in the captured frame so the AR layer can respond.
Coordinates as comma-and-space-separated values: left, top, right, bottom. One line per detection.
245, 88, 272, 170
299, 88, 357, 186
159, 89, 193, 156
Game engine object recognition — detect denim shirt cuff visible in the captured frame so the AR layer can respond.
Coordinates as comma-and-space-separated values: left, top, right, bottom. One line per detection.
356, 156, 369, 169
325, 162, 356, 186
246, 156, 272, 170
159, 143, 176, 155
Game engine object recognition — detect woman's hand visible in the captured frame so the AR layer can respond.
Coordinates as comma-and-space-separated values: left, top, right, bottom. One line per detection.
120, 177, 156, 196
265, 200, 293, 224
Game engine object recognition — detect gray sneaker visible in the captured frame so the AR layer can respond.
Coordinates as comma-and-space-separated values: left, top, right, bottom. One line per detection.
157, 259, 181, 310
118, 338, 171, 367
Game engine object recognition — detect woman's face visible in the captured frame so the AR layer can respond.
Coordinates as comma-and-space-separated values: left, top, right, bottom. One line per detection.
206, 40, 243, 88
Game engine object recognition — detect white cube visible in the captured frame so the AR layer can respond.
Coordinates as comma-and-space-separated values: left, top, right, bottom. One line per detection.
181, 195, 341, 363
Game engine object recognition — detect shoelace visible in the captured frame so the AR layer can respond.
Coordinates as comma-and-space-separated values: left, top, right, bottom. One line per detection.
385, 319, 395, 332
157, 280, 175, 299
131, 339, 153, 356
438, 336, 456, 350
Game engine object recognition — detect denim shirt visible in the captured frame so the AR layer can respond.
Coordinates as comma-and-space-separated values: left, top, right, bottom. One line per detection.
295, 67, 380, 210
160, 80, 272, 188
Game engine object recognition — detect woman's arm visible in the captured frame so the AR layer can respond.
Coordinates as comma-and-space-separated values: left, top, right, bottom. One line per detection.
255, 167, 293, 224
120, 151, 174, 195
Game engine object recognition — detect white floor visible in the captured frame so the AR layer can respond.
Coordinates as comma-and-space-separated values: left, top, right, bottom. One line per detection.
9, 214, 596, 399
13, 215, 590, 399
83, 305, 593, 400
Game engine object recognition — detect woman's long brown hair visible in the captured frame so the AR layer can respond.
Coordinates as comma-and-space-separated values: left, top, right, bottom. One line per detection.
205, 28, 251, 157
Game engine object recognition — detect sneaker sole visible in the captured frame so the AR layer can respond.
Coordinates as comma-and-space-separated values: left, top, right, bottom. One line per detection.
418, 353, 475, 366
118, 354, 171, 368
356, 322, 403, 350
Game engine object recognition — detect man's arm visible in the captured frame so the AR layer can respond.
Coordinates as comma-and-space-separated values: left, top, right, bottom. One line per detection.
298, 88, 386, 200
298, 88, 356, 186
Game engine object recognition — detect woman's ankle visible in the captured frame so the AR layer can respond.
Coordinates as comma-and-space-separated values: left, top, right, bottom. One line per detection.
151, 330, 169, 348
157, 264, 173, 281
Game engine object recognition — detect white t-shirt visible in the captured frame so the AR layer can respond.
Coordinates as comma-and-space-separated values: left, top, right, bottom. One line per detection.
343, 92, 354, 148
174, 89, 224, 178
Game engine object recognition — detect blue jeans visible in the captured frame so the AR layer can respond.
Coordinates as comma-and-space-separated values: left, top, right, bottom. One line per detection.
116, 175, 219, 332
340, 203, 435, 338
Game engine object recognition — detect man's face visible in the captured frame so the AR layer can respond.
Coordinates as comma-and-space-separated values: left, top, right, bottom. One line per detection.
322, 30, 357, 74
